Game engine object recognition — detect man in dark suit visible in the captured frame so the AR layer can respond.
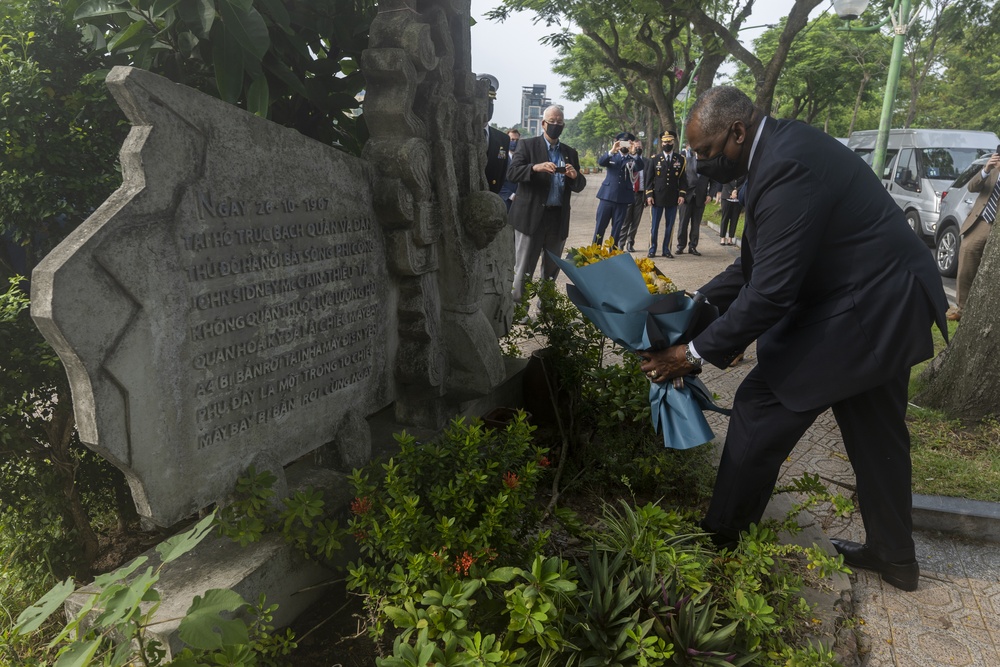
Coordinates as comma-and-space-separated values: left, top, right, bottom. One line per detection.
644, 130, 688, 258
676, 149, 709, 255
949, 149, 1000, 321
594, 132, 643, 247
498, 129, 521, 210
477, 74, 511, 195
507, 105, 587, 306
639, 87, 948, 592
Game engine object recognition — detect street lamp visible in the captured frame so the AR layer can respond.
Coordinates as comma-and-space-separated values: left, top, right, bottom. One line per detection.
833, 0, 919, 179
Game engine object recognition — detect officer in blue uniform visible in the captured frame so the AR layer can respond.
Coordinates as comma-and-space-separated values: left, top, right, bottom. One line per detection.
593, 132, 644, 247
644, 130, 688, 258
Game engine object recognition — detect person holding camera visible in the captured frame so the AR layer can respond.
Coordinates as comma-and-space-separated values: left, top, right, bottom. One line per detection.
948, 147, 1000, 321
593, 132, 644, 247
507, 106, 587, 308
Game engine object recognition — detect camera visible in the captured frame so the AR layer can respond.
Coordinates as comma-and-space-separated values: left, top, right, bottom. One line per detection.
555, 166, 567, 174
995, 144, 1000, 155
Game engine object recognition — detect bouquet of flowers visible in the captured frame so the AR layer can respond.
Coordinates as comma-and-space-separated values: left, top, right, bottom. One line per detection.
551, 240, 728, 450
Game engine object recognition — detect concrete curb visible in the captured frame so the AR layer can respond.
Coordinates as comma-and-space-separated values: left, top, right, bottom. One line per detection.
912, 493, 1000, 543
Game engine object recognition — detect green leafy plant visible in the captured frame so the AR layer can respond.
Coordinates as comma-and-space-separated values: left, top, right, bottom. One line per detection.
214, 464, 344, 563
66, 0, 375, 152
12, 512, 295, 666
347, 413, 549, 641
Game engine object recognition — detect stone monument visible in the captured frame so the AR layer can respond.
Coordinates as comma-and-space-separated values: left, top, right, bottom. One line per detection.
31, 0, 512, 530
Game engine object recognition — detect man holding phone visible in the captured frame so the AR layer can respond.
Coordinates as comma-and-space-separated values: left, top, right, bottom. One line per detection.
594, 132, 644, 247
507, 105, 587, 310
949, 145, 1000, 321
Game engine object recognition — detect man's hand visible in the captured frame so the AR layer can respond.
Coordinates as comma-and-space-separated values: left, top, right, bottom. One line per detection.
646, 196, 654, 206
677, 196, 685, 206
639, 345, 695, 383
564, 164, 578, 179
533, 162, 558, 174
986, 153, 1000, 173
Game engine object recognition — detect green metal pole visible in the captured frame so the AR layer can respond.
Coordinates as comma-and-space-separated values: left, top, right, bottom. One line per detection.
678, 88, 691, 148
871, 0, 911, 179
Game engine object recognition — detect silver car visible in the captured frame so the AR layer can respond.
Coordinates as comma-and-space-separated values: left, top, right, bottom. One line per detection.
933, 156, 988, 277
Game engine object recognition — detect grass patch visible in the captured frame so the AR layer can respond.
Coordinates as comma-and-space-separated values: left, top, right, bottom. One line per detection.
908, 320, 1000, 501
909, 414, 1000, 501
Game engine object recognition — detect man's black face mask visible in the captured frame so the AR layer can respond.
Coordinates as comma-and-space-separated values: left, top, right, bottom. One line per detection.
696, 128, 745, 183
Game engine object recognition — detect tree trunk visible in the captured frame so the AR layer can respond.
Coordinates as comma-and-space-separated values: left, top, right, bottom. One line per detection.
848, 72, 871, 137
695, 54, 724, 97
915, 229, 1000, 420
45, 402, 100, 573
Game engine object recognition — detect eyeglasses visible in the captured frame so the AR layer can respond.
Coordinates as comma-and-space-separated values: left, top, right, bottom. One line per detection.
543, 120, 564, 126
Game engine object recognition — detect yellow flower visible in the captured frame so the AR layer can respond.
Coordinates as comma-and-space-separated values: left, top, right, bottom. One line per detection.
568, 238, 625, 267
565, 242, 679, 294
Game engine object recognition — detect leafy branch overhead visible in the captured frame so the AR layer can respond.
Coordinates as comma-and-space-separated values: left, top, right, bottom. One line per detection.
66, 0, 376, 153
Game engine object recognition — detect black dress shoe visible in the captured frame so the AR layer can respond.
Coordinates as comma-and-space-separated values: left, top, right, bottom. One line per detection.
676, 248, 685, 254
661, 251, 674, 259
697, 520, 739, 551
690, 248, 701, 256
626, 244, 636, 252
830, 539, 919, 591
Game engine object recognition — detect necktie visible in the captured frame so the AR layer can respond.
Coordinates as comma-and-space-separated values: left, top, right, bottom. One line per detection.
982, 176, 1000, 224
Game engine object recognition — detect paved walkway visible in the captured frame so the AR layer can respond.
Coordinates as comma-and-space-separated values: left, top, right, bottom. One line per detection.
552, 178, 1000, 666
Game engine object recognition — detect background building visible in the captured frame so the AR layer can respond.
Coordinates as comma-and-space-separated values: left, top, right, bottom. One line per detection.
520, 84, 550, 136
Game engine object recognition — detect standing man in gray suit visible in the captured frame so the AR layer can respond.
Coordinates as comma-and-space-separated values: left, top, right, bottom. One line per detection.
507, 106, 587, 309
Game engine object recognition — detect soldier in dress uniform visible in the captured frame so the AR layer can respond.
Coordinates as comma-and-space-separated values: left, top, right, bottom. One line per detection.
643, 130, 688, 258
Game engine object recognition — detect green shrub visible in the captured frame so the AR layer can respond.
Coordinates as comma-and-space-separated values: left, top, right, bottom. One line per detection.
10, 513, 297, 666
346, 413, 550, 641
1, 278, 133, 584
505, 279, 718, 503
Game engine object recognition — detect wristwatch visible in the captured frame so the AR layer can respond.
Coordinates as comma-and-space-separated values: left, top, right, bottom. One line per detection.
684, 344, 703, 368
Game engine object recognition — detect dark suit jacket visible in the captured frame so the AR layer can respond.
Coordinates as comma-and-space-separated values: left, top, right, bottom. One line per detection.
685, 174, 711, 204
596, 151, 644, 204
485, 126, 511, 194
506, 135, 586, 239
694, 118, 948, 412
644, 151, 688, 206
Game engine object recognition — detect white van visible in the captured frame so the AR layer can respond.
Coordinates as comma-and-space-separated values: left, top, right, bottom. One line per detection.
846, 128, 998, 243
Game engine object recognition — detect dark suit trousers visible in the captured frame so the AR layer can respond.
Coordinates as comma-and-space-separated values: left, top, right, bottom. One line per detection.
704, 366, 915, 563
622, 192, 645, 247
594, 198, 628, 245
676, 201, 703, 250
719, 200, 742, 238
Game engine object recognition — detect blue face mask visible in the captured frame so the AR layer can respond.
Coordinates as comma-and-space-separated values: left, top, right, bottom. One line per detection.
509, 140, 518, 151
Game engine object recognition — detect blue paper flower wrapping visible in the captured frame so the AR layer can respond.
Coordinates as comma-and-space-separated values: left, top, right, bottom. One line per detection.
550, 252, 729, 450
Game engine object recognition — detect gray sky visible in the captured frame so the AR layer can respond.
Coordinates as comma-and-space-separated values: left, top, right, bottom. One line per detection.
470, 0, 834, 128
